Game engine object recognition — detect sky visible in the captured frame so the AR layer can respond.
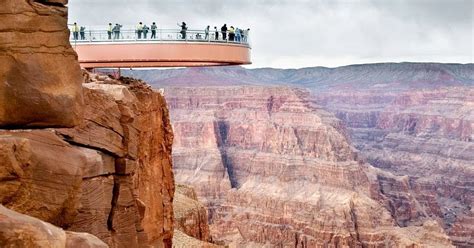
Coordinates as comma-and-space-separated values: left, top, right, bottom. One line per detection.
68, 0, 473, 69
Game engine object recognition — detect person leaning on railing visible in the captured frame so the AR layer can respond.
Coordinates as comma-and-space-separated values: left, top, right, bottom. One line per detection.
235, 28, 241, 42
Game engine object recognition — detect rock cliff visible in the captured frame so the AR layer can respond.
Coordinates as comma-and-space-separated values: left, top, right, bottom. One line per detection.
0, 0, 83, 127
0, 1, 176, 246
167, 86, 453, 247
173, 184, 222, 248
0, 74, 175, 247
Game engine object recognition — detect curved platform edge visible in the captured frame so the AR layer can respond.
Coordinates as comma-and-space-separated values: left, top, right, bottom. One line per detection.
73, 42, 252, 69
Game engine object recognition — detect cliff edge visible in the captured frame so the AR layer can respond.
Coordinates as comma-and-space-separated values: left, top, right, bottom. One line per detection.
0, 1, 175, 246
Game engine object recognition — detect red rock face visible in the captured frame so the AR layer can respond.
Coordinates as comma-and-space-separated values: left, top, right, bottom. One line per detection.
0, 205, 108, 248
167, 86, 453, 247
64, 75, 175, 247
0, 0, 83, 127
173, 184, 223, 247
0, 74, 175, 248
314, 87, 474, 247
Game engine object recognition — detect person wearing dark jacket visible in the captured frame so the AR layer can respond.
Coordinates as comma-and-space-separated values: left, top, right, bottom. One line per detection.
79, 26, 86, 40
143, 25, 149, 39
107, 23, 113, 39
221, 24, 227, 41
178, 22, 187, 39
214, 26, 219, 40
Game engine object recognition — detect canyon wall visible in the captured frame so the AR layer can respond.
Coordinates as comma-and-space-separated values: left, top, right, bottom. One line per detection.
315, 86, 474, 247
0, 74, 175, 247
167, 86, 453, 247
133, 63, 472, 247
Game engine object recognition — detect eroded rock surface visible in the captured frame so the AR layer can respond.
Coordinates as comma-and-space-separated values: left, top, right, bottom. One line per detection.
173, 185, 222, 248
167, 86, 453, 247
0, 74, 175, 247
0, 0, 83, 127
0, 204, 108, 248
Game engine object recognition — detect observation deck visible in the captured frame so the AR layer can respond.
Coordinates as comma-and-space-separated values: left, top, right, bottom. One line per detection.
69, 28, 252, 69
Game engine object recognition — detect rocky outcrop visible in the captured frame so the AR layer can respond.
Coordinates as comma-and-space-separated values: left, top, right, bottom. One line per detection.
173, 185, 211, 242
173, 185, 222, 248
0, 2, 175, 246
65, 74, 175, 247
0, 74, 175, 247
314, 87, 474, 247
0, 204, 107, 248
0, 0, 83, 127
167, 86, 453, 247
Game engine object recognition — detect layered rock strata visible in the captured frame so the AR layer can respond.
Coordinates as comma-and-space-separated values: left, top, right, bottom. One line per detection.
167, 86, 453, 247
315, 87, 474, 247
0, 0, 83, 127
0, 74, 175, 247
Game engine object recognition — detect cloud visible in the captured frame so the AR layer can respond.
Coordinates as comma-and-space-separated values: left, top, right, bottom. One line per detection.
68, 0, 473, 68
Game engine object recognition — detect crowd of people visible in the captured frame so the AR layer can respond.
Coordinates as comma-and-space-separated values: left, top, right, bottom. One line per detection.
70, 22, 250, 43
176, 22, 250, 42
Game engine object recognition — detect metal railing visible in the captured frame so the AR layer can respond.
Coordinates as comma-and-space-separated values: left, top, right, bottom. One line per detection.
69, 28, 251, 46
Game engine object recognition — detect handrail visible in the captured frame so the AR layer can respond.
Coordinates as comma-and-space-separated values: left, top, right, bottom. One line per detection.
69, 28, 251, 46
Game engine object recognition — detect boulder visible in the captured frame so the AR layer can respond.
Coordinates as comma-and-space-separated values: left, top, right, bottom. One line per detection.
0, 0, 83, 128
0, 204, 108, 248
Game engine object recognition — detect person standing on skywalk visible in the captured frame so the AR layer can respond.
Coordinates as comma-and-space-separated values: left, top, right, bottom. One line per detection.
136, 22, 144, 39
151, 22, 157, 39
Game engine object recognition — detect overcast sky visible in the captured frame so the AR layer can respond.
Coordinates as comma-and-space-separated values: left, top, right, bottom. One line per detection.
69, 0, 473, 68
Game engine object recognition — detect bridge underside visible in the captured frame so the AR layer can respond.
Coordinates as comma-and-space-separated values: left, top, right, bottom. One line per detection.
72, 42, 251, 69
